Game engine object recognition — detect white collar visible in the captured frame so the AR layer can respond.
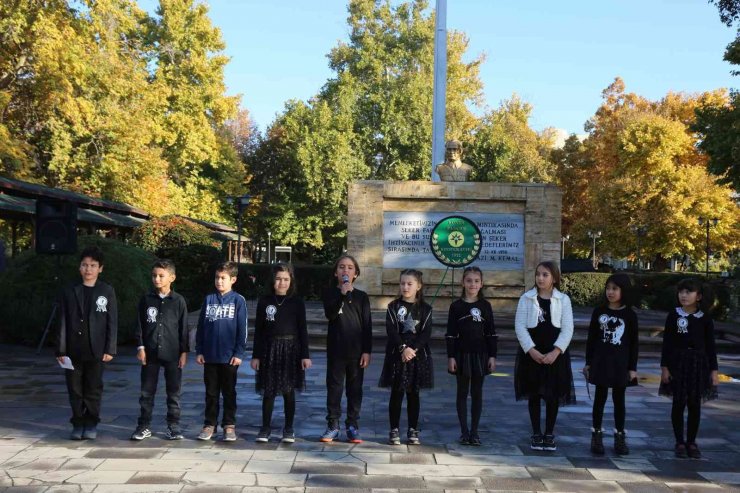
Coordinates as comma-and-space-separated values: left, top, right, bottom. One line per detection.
676, 307, 704, 318
525, 287, 562, 300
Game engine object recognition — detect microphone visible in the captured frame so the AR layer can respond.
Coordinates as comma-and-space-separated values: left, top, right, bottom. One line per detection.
342, 274, 352, 303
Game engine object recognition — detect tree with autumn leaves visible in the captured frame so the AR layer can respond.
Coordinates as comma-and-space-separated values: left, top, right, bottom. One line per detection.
556, 78, 739, 268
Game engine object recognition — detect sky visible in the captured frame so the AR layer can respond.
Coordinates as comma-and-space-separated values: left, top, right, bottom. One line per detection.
141, 0, 737, 137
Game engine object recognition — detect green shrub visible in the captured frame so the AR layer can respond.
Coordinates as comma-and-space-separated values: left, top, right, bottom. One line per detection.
562, 272, 733, 319
158, 244, 224, 309
132, 215, 218, 252
0, 236, 155, 346
235, 264, 334, 301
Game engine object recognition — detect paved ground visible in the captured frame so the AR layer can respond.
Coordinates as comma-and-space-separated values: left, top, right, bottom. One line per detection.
0, 343, 739, 492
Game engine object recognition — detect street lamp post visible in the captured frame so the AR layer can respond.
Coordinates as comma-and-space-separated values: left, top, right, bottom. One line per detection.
587, 230, 602, 270
697, 217, 719, 276
630, 226, 647, 271
561, 235, 570, 260
267, 231, 271, 264
226, 194, 250, 265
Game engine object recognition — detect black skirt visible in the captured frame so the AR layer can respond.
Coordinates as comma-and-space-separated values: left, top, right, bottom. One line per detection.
450, 351, 490, 379
255, 337, 306, 398
588, 346, 632, 388
659, 349, 718, 402
378, 346, 434, 392
514, 324, 576, 405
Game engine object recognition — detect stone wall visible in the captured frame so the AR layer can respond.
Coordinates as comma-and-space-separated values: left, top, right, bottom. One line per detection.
347, 180, 562, 312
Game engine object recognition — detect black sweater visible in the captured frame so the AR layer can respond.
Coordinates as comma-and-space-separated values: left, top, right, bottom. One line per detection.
445, 298, 497, 358
252, 295, 309, 360
385, 299, 433, 353
323, 286, 373, 358
661, 307, 718, 371
585, 306, 639, 371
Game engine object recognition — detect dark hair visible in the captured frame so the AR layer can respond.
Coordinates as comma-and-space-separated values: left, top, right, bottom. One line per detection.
80, 246, 104, 265
601, 273, 634, 307
270, 262, 296, 296
534, 261, 561, 290
215, 261, 238, 278
460, 265, 485, 300
333, 254, 361, 278
676, 277, 715, 313
398, 269, 425, 304
152, 258, 176, 275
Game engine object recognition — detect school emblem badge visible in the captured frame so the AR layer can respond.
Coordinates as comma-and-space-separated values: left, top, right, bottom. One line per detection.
677, 317, 689, 334
470, 307, 482, 322
397, 306, 408, 321
266, 305, 277, 322
96, 296, 108, 312
146, 307, 158, 323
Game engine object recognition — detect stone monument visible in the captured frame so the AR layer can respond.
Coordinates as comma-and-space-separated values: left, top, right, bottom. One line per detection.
347, 180, 562, 312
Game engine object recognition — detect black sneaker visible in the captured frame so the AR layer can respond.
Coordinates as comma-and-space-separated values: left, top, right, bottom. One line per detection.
468, 433, 481, 446
614, 431, 629, 455
542, 434, 557, 451
165, 425, 183, 440
407, 427, 420, 445
591, 429, 605, 455
388, 428, 401, 445
459, 432, 470, 445
131, 426, 152, 441
70, 426, 84, 441
530, 433, 544, 450
255, 426, 271, 443
281, 428, 295, 443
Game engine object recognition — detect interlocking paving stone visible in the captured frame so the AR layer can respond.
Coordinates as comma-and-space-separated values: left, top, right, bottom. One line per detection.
0, 345, 737, 492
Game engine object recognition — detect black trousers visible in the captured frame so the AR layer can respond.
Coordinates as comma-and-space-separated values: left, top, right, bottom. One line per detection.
326, 356, 364, 428
203, 363, 238, 427
592, 385, 626, 432
138, 357, 182, 427
389, 389, 420, 430
65, 358, 104, 427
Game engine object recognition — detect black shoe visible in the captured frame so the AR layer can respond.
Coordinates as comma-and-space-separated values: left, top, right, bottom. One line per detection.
389, 428, 401, 445
590, 429, 605, 455
459, 432, 470, 445
542, 434, 557, 451
255, 426, 271, 443
70, 426, 84, 441
131, 426, 152, 441
530, 433, 544, 451
614, 431, 629, 455
165, 425, 183, 440
675, 442, 688, 458
687, 442, 701, 459
468, 433, 481, 446
407, 427, 420, 445
281, 428, 295, 443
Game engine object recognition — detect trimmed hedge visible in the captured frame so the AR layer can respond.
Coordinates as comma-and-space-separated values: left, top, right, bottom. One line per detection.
132, 215, 217, 252
561, 272, 734, 320
0, 236, 155, 345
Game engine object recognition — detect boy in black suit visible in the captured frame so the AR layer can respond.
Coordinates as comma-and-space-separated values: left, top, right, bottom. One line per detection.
56, 246, 118, 440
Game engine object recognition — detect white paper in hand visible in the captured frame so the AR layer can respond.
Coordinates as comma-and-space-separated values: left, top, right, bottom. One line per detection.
58, 357, 74, 370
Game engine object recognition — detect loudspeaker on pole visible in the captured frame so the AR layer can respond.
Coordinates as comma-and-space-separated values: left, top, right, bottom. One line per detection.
35, 199, 78, 254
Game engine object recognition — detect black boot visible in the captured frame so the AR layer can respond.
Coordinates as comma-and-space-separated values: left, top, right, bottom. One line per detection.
591, 429, 605, 455
614, 430, 629, 455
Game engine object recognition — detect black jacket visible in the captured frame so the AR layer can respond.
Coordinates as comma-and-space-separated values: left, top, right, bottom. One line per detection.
56, 280, 118, 359
323, 286, 372, 359
135, 290, 189, 362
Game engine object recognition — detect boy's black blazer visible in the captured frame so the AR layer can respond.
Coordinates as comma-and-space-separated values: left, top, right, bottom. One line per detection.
56, 281, 118, 359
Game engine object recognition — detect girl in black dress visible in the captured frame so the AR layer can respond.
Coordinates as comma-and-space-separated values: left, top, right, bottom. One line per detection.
250, 263, 311, 443
445, 266, 497, 446
659, 278, 719, 459
514, 261, 575, 452
379, 269, 433, 445
583, 273, 639, 456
